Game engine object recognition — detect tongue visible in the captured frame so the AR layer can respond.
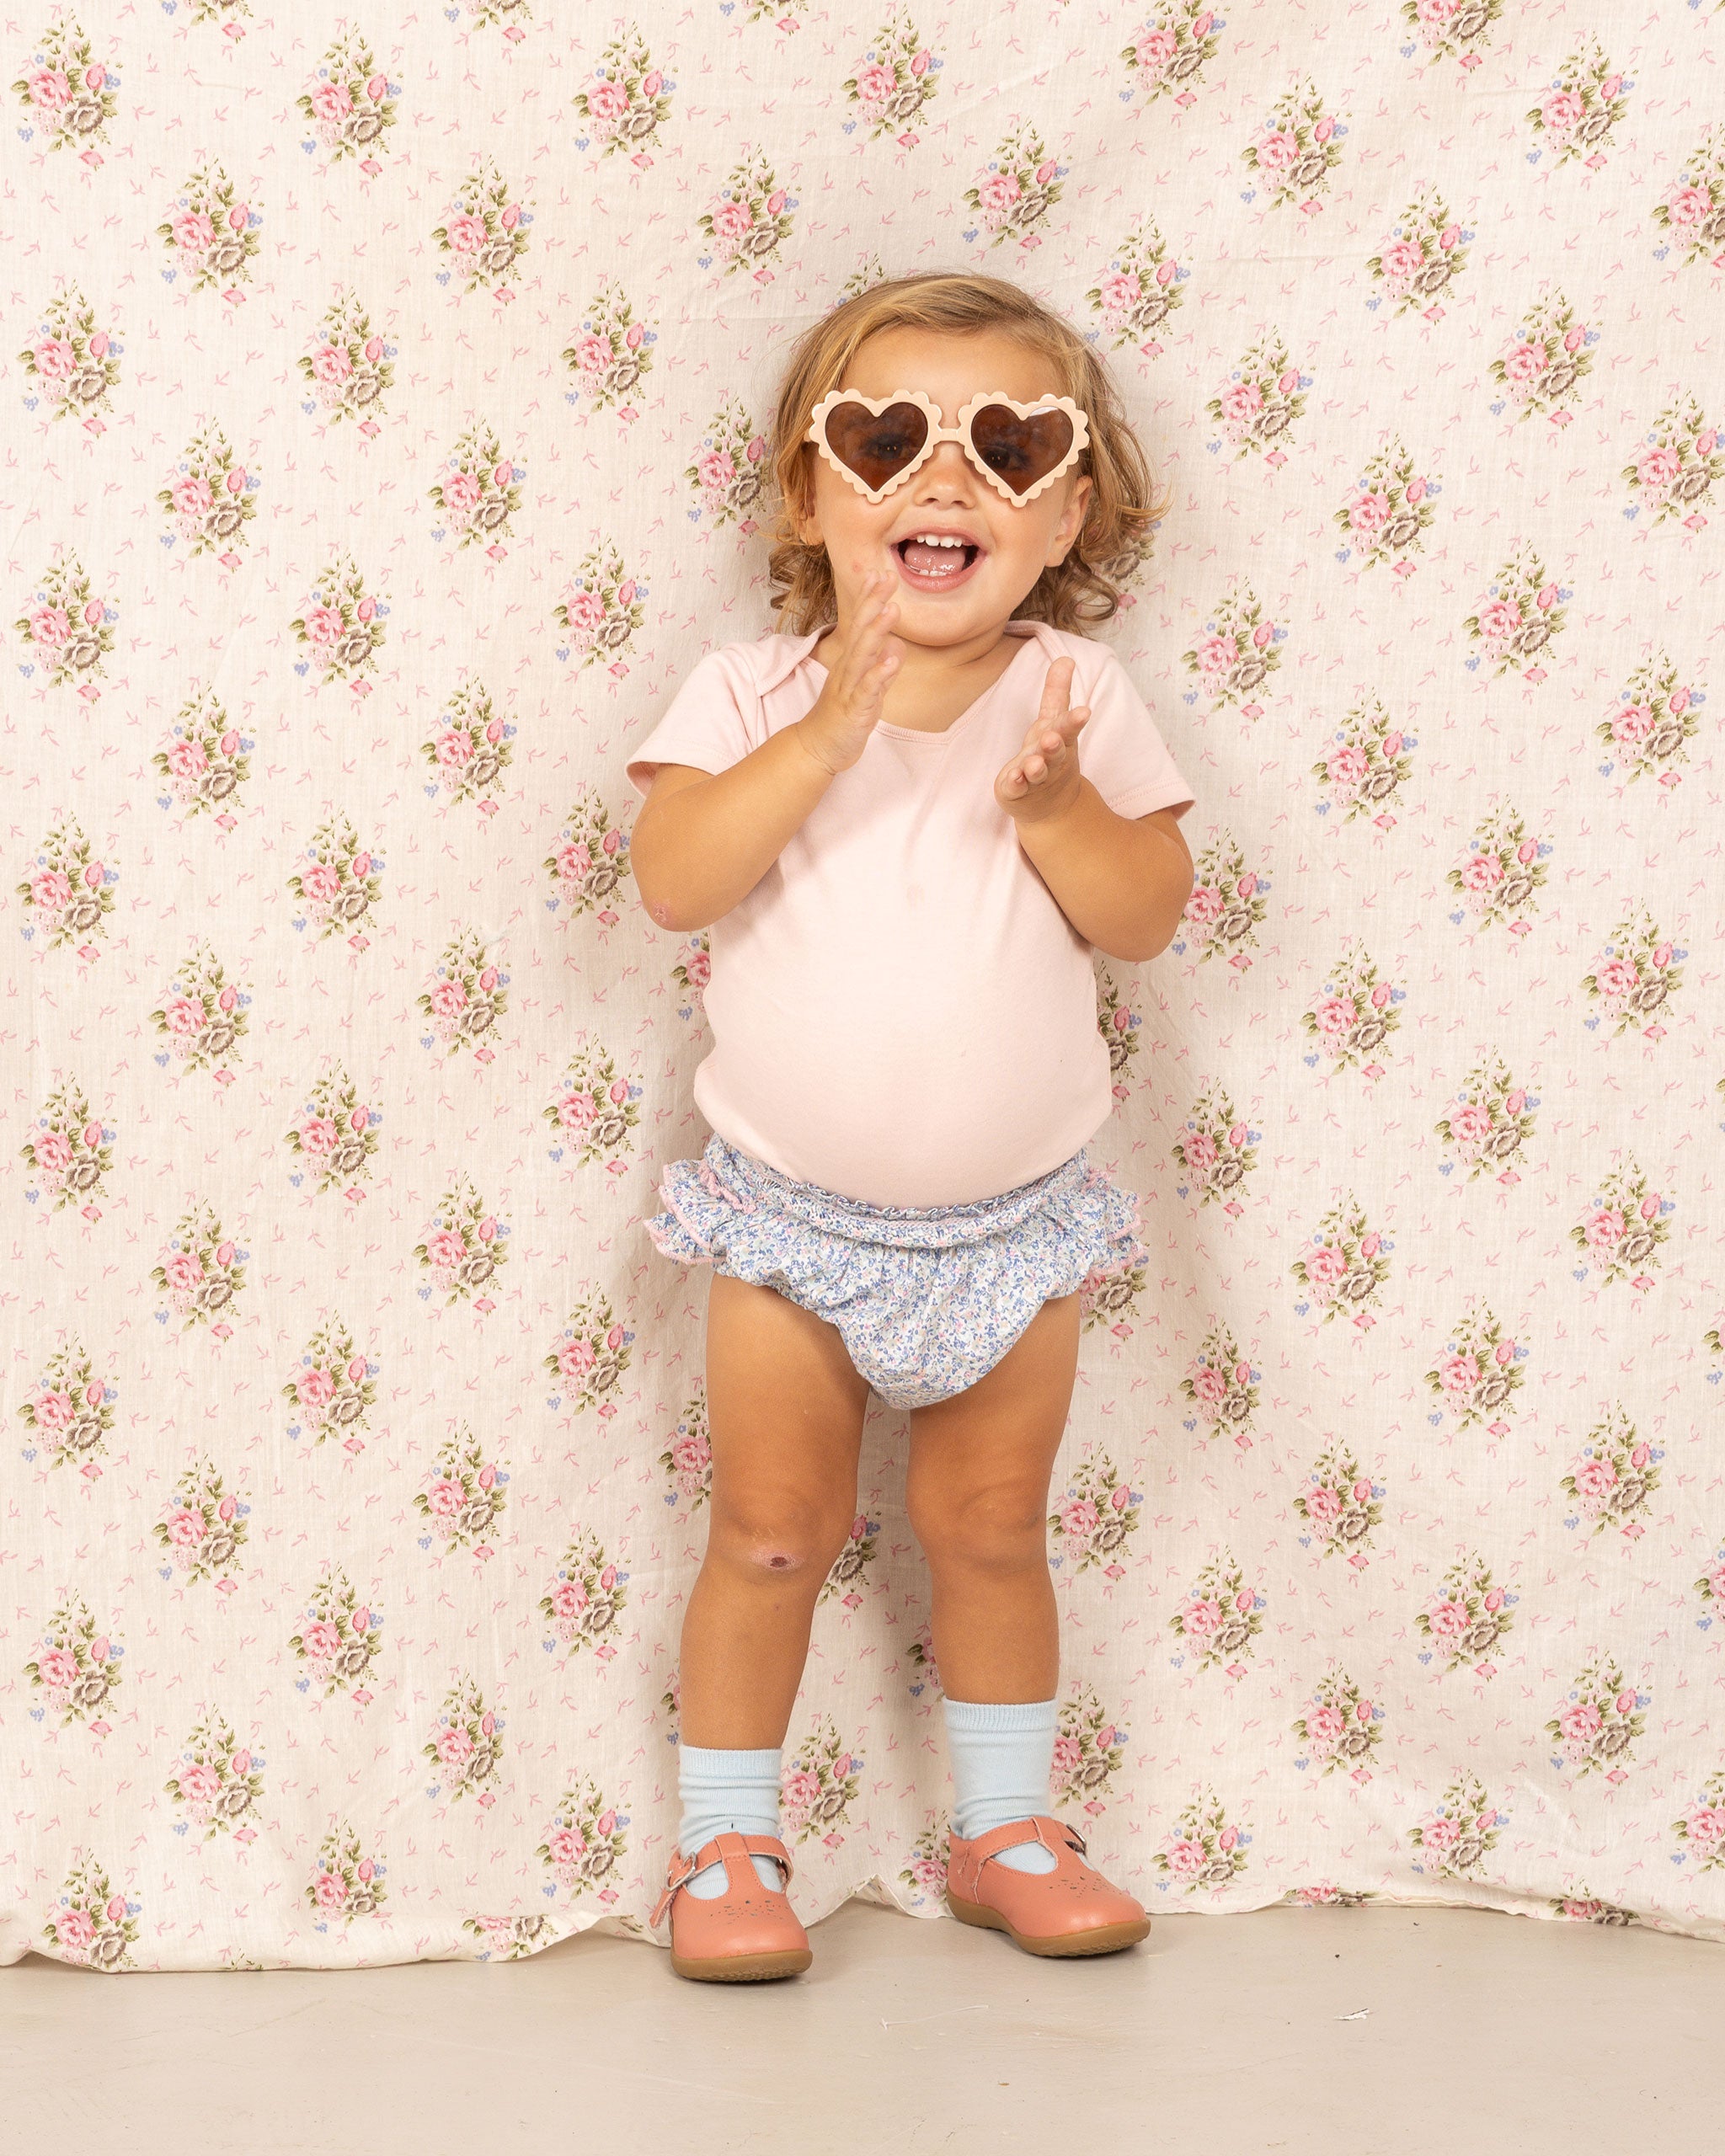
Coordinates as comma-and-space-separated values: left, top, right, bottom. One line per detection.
901, 540, 966, 575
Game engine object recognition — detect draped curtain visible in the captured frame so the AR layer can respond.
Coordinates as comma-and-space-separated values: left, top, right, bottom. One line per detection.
6, 0, 1724, 1972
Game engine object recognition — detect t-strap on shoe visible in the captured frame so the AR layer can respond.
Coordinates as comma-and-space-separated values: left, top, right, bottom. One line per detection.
945, 1813, 1152, 1957
650, 1829, 813, 1982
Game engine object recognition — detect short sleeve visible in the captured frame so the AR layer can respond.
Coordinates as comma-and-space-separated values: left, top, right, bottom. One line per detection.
625, 647, 760, 799
1072, 642, 1197, 821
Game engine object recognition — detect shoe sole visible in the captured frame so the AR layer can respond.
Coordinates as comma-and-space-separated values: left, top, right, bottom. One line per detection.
670, 1945, 813, 1983
948, 1891, 1151, 1957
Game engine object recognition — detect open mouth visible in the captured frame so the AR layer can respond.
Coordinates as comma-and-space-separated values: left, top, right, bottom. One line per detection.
892, 536, 985, 592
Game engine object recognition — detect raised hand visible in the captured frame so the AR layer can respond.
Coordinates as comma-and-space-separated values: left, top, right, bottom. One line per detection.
795, 569, 901, 776
995, 654, 1090, 823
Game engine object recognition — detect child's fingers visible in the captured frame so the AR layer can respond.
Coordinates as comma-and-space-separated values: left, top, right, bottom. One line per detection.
842, 572, 880, 638
1021, 708, 1088, 769
1022, 702, 1088, 755
858, 624, 898, 693
865, 603, 897, 654
845, 591, 896, 691
852, 617, 900, 702
858, 581, 896, 650
1033, 655, 1076, 732
1001, 704, 1089, 795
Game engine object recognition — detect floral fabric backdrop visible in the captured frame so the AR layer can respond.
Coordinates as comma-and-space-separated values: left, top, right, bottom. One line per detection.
4, 0, 1724, 1975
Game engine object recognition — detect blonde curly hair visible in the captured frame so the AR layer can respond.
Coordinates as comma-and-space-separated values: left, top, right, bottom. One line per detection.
764, 270, 1167, 638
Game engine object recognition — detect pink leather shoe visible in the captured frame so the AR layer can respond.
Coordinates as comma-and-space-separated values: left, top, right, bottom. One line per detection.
650, 1830, 813, 1983
945, 1813, 1152, 1957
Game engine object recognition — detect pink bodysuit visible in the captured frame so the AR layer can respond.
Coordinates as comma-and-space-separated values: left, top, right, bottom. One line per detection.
626, 616, 1196, 1209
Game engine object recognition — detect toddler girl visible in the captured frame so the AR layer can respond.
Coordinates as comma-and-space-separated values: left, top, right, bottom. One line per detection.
627, 271, 1195, 1982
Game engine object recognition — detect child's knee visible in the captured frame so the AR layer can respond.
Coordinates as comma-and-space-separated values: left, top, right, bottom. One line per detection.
713, 1516, 847, 1581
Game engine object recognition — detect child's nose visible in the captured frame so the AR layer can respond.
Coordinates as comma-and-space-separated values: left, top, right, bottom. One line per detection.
916, 438, 973, 485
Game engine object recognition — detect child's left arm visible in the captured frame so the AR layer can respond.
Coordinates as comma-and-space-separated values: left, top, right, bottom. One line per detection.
996, 655, 1194, 964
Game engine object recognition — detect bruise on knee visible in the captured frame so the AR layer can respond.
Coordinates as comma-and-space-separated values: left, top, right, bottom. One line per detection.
745, 1545, 825, 1578
720, 1518, 846, 1579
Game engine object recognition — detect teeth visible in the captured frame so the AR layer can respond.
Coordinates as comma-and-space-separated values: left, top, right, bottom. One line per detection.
906, 533, 967, 547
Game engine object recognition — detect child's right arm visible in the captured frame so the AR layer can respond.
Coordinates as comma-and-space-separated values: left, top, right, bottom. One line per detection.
630, 574, 902, 933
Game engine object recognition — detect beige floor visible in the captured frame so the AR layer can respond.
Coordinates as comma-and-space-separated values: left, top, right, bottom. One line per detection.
4, 1897, 1721, 2154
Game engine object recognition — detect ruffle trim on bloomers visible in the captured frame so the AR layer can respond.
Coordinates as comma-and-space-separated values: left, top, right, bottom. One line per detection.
641, 1131, 1149, 1411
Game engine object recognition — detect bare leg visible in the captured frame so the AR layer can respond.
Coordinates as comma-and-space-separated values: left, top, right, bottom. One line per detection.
677, 1271, 873, 1748
903, 1292, 1082, 1701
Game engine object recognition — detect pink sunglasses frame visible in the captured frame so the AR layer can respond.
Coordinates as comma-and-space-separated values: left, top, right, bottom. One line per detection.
805, 387, 1091, 508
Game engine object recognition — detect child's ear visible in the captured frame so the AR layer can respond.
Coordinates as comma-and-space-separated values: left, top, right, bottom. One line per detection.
790, 451, 821, 547
1049, 474, 1093, 563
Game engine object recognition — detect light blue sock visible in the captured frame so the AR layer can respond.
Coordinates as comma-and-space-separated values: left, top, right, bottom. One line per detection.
676, 1743, 785, 1897
943, 1695, 1061, 1875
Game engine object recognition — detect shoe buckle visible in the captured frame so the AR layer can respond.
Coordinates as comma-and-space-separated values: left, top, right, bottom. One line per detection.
650, 1833, 792, 1929
650, 1846, 700, 1929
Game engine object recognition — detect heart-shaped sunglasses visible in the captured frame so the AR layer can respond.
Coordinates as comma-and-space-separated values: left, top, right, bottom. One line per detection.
806, 387, 1089, 508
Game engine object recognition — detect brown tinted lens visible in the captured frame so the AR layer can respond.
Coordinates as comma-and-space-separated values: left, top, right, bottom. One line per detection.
822, 399, 929, 490
969, 403, 1074, 496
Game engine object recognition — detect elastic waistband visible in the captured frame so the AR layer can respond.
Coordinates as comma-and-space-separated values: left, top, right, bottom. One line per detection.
691, 1132, 1104, 1252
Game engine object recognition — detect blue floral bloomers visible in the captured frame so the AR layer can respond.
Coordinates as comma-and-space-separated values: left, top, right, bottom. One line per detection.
643, 1131, 1150, 1411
